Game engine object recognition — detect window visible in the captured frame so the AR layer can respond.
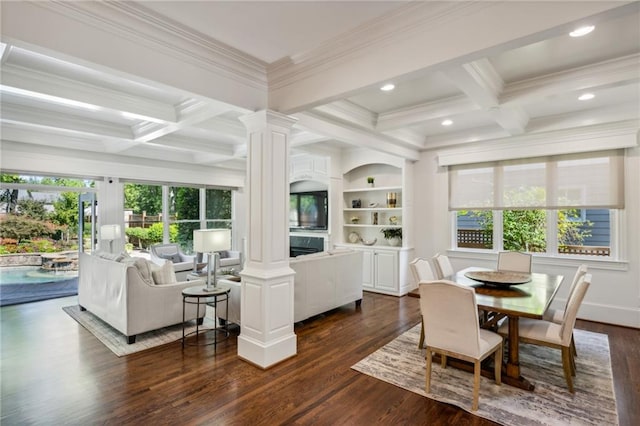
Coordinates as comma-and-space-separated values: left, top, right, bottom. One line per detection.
123, 183, 232, 254
450, 151, 622, 258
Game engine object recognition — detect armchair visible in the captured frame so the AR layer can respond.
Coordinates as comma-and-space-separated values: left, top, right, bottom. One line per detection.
150, 243, 195, 280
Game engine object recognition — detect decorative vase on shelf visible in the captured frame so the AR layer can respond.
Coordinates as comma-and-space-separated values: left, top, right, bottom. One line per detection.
388, 237, 402, 247
386, 192, 397, 208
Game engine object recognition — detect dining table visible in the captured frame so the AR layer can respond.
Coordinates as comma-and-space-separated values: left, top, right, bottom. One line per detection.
445, 266, 564, 391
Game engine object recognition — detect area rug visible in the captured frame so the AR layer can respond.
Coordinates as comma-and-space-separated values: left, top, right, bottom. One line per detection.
352, 324, 618, 426
63, 305, 220, 357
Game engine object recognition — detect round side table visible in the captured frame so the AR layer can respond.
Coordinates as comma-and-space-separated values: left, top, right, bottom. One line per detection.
182, 285, 230, 350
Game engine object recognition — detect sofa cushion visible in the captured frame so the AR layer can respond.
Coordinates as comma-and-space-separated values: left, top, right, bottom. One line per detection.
121, 257, 154, 284
159, 251, 181, 263
217, 250, 229, 259
151, 261, 177, 285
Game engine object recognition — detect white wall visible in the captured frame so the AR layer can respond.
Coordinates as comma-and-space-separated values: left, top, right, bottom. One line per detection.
412, 146, 640, 328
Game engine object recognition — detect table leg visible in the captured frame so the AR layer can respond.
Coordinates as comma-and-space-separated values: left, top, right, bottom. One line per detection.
182, 296, 186, 349
503, 315, 535, 391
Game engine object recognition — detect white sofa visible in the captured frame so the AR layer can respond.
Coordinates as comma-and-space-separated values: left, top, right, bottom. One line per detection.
218, 249, 363, 325
78, 252, 206, 344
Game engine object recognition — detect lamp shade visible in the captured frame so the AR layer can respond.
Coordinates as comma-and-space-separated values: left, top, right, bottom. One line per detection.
100, 224, 121, 241
193, 229, 231, 253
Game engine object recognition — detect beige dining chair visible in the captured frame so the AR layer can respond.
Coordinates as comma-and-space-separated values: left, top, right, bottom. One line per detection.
409, 258, 436, 349
544, 264, 588, 324
543, 264, 588, 359
420, 280, 502, 411
432, 253, 454, 279
497, 251, 532, 273
498, 274, 591, 393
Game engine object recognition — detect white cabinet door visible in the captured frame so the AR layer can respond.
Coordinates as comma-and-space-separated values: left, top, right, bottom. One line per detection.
374, 250, 398, 292
361, 249, 375, 290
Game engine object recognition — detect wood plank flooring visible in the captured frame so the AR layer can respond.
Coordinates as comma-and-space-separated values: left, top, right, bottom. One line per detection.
1, 292, 638, 425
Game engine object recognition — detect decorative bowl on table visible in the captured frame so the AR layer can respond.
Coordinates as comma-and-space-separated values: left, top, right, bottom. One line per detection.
464, 270, 531, 287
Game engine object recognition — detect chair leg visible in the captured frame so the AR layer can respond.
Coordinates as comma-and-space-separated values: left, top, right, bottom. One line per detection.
441, 354, 447, 369
571, 334, 578, 358
494, 345, 502, 386
418, 319, 425, 349
561, 346, 575, 393
472, 360, 481, 411
569, 347, 576, 376
425, 349, 433, 394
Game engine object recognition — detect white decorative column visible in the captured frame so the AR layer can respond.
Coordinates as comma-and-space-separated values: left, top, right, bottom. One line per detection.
237, 110, 298, 368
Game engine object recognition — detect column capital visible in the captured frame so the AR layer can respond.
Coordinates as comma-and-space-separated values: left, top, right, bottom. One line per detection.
239, 109, 298, 132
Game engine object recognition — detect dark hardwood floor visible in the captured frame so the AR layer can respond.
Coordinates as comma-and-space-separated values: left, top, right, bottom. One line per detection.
1, 292, 638, 425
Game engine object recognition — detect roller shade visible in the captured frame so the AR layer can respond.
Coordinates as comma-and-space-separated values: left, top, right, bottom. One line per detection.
449, 150, 624, 210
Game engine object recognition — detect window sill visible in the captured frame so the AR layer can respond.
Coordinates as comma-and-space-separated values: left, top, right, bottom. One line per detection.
447, 248, 629, 272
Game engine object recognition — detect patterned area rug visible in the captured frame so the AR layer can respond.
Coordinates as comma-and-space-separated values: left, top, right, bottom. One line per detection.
63, 305, 220, 357
352, 324, 618, 426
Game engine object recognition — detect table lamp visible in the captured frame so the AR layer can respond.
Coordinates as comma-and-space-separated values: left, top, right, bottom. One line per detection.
193, 229, 231, 292
100, 224, 121, 254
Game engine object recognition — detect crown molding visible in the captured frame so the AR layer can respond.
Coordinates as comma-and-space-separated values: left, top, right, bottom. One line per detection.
35, 1, 268, 91
437, 119, 640, 166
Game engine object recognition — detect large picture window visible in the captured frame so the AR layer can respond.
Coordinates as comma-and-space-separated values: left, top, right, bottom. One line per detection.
450, 151, 622, 258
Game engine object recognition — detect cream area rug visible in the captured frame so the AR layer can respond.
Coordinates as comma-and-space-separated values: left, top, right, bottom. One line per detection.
352, 324, 618, 426
63, 305, 220, 357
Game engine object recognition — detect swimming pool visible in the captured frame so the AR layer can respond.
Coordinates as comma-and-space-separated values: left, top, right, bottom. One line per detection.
0, 266, 78, 285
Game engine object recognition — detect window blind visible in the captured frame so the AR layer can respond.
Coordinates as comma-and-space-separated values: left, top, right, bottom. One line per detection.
449, 150, 624, 210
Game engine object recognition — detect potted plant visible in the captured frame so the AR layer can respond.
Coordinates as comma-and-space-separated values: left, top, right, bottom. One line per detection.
367, 176, 375, 187
381, 227, 402, 246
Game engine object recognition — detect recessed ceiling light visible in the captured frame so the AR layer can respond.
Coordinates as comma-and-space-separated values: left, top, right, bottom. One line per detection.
578, 93, 595, 101
380, 83, 395, 92
441, 119, 453, 126
570, 25, 595, 37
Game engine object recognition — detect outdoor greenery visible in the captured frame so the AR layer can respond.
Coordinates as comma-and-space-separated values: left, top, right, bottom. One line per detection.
466, 209, 592, 252
0, 174, 91, 253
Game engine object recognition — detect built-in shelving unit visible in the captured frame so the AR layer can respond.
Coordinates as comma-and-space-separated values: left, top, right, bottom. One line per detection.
339, 162, 413, 296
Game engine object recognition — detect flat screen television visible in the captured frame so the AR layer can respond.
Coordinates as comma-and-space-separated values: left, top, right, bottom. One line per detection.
289, 190, 328, 230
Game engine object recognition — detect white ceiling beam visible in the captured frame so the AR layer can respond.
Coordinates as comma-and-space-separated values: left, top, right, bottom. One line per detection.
294, 112, 419, 161
313, 100, 378, 130
376, 95, 478, 131
1, 103, 134, 139
140, 134, 236, 157
501, 53, 640, 105
445, 59, 529, 135
380, 128, 425, 149
446, 59, 503, 109
0, 124, 112, 153
0, 67, 177, 123
131, 99, 236, 143
269, 1, 628, 112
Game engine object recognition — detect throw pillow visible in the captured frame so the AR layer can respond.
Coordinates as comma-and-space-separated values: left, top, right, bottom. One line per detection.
217, 250, 229, 259
151, 260, 177, 285
159, 252, 181, 263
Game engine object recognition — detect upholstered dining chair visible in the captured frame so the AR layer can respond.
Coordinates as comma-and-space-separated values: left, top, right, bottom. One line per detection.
498, 274, 591, 393
420, 280, 502, 411
543, 264, 588, 359
409, 258, 436, 349
432, 253, 454, 279
544, 264, 588, 324
497, 251, 532, 273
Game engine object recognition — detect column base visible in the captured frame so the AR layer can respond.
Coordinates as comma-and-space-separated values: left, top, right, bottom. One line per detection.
238, 333, 297, 369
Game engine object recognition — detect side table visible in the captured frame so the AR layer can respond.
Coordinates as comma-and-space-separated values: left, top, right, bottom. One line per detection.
182, 285, 230, 350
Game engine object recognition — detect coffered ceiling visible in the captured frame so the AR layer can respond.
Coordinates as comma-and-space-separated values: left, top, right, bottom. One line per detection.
1, 1, 639, 177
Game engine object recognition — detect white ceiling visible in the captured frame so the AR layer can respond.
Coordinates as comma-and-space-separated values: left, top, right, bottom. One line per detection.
1, 1, 639, 177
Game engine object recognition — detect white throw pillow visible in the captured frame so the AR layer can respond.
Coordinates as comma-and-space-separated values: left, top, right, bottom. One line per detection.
151, 260, 177, 285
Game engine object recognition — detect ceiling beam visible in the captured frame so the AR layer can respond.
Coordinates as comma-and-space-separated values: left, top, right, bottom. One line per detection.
294, 112, 420, 161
